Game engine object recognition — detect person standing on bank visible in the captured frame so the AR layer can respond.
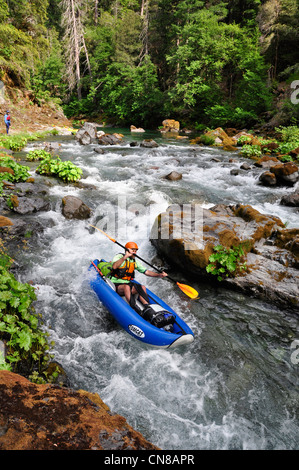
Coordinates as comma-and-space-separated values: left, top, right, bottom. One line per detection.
4, 110, 10, 134
110, 241, 167, 307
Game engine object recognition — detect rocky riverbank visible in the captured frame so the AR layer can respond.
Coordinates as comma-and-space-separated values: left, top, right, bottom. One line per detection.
0, 370, 159, 450
150, 203, 299, 310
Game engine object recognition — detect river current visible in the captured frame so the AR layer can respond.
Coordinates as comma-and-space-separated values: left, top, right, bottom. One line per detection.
18, 128, 298, 450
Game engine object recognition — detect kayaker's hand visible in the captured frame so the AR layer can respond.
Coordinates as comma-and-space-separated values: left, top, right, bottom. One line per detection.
159, 271, 168, 278
124, 248, 135, 258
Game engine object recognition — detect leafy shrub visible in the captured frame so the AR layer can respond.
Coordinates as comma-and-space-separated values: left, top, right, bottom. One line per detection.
0, 135, 28, 151
237, 135, 252, 145
240, 144, 262, 158
0, 155, 30, 182
0, 256, 55, 381
26, 149, 51, 161
199, 134, 216, 145
36, 155, 83, 182
206, 244, 247, 281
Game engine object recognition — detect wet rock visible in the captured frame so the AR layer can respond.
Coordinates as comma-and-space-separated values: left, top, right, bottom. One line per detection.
62, 195, 91, 220
270, 162, 299, 186
259, 171, 277, 186
280, 192, 299, 207
98, 133, 123, 145
160, 119, 180, 133
254, 155, 280, 168
140, 139, 159, 148
94, 147, 105, 154
240, 163, 251, 170
5, 183, 51, 215
130, 125, 145, 133
10, 196, 50, 214
75, 122, 98, 145
150, 203, 299, 309
44, 142, 61, 153
0, 371, 159, 450
0, 218, 47, 258
76, 130, 92, 145
164, 171, 182, 181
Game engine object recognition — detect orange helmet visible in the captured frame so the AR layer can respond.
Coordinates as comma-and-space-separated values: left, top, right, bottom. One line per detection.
125, 241, 138, 250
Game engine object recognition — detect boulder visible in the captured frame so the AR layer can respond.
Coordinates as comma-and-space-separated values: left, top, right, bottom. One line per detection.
98, 133, 123, 145
0, 371, 159, 450
150, 203, 299, 309
75, 129, 92, 145
0, 218, 47, 257
6, 182, 51, 215
9, 196, 50, 214
206, 128, 237, 149
270, 162, 299, 186
62, 195, 91, 220
140, 139, 159, 148
254, 155, 280, 168
280, 192, 299, 207
160, 119, 180, 133
259, 171, 277, 186
75, 122, 98, 145
130, 125, 145, 133
165, 171, 182, 181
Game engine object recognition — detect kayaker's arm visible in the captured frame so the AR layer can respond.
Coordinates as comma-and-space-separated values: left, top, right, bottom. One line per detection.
144, 270, 168, 278
112, 250, 133, 270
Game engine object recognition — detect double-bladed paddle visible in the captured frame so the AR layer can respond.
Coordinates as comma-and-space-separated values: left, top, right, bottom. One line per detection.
88, 224, 199, 300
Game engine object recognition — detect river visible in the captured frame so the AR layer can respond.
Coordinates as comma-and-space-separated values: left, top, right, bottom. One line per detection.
18, 128, 299, 450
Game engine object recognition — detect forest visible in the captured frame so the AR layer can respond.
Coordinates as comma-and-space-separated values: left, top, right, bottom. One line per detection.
0, 0, 298, 129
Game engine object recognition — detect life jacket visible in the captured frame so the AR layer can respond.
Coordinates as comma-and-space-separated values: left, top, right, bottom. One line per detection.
113, 254, 136, 281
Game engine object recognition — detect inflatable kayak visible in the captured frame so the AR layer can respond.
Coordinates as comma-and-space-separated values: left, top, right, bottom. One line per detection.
89, 259, 194, 349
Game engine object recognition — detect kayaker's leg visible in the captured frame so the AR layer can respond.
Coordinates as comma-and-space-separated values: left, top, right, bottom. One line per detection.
115, 283, 132, 304
132, 284, 149, 305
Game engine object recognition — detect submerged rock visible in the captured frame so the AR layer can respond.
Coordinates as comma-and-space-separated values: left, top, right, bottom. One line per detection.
0, 371, 159, 450
150, 203, 299, 309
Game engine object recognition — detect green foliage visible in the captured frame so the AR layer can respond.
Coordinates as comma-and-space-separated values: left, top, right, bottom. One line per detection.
0, 155, 30, 182
36, 155, 83, 182
237, 135, 252, 145
198, 134, 215, 146
0, 255, 54, 381
0, 135, 28, 151
273, 125, 299, 158
0, 0, 297, 136
206, 244, 247, 281
99, 56, 164, 126
240, 144, 262, 158
26, 149, 51, 161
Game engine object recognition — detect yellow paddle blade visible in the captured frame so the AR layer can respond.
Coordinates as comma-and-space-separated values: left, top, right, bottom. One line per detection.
89, 224, 116, 243
176, 282, 199, 299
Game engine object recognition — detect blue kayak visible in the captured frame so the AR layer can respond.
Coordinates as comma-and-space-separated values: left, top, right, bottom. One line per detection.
89, 259, 194, 349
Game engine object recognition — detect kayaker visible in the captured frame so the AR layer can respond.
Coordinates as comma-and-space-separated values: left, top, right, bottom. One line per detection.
111, 241, 167, 307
